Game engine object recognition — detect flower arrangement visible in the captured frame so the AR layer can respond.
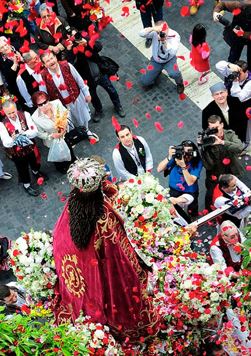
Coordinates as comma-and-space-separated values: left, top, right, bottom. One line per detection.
8, 230, 57, 299
0, 307, 123, 356
116, 173, 192, 261
151, 257, 238, 354
54, 106, 68, 133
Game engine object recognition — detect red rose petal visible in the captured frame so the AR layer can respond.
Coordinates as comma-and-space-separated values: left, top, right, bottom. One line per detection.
154, 121, 164, 132
147, 64, 154, 71
139, 68, 146, 74
232, 8, 241, 16
177, 121, 184, 128
89, 138, 97, 145
132, 118, 139, 128
155, 105, 163, 112
222, 158, 231, 165
245, 107, 251, 119
37, 177, 44, 186
179, 93, 186, 101
145, 112, 151, 119
111, 116, 121, 131
180, 6, 190, 17
125, 80, 133, 89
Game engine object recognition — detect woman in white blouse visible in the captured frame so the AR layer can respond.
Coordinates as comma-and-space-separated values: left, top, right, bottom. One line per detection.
31, 91, 76, 173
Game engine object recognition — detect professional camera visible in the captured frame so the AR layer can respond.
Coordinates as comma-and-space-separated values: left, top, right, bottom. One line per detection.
159, 31, 166, 39
172, 145, 197, 160
226, 71, 240, 83
197, 128, 218, 147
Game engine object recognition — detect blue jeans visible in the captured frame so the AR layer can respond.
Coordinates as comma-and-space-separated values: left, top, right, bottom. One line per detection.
140, 57, 183, 87
140, 7, 163, 28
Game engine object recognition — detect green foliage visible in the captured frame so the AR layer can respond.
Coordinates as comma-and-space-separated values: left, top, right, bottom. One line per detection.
0, 307, 89, 356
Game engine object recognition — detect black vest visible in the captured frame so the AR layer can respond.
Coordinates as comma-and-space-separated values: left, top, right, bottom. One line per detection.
118, 138, 146, 176
219, 187, 245, 227
19, 69, 39, 98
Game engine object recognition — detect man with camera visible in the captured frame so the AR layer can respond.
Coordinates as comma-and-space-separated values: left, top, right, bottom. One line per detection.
213, 0, 251, 68
157, 140, 203, 217
215, 60, 251, 150
199, 115, 245, 210
139, 21, 184, 94
202, 82, 247, 143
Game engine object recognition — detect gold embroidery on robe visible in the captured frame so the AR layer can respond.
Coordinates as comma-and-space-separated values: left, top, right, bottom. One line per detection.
61, 254, 85, 297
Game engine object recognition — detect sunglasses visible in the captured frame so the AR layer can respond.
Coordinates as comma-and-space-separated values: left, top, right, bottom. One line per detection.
37, 100, 49, 107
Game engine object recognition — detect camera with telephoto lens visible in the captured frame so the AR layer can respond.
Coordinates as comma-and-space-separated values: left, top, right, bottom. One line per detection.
172, 145, 197, 160
197, 128, 218, 147
159, 31, 166, 39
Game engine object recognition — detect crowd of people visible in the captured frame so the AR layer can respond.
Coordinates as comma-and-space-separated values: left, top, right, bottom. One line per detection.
0, 0, 251, 354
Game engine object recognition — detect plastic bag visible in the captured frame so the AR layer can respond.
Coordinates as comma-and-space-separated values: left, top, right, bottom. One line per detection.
47, 138, 71, 162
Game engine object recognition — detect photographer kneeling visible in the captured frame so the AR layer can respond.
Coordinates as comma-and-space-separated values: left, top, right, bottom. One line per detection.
198, 115, 244, 211
157, 140, 203, 217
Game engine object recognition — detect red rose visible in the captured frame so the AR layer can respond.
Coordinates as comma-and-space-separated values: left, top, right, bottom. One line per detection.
21, 305, 31, 314
13, 249, 20, 257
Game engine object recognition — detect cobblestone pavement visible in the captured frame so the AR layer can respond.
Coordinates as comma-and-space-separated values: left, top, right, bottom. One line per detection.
0, 1, 250, 241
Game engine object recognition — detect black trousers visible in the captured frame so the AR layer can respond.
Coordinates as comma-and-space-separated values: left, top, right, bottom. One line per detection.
205, 176, 218, 212
228, 42, 251, 69
89, 75, 121, 113
169, 187, 199, 217
12, 150, 40, 184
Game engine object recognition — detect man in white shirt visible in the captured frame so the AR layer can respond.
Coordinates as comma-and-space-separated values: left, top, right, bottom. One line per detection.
40, 51, 99, 143
112, 125, 153, 181
0, 100, 45, 196
216, 60, 251, 149
16, 50, 43, 112
139, 21, 184, 94
213, 174, 251, 228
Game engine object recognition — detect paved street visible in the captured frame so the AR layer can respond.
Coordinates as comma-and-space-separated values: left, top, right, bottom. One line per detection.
0, 1, 250, 241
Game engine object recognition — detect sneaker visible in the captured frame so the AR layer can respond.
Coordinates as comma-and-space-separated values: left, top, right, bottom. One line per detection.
23, 185, 39, 197
0, 172, 12, 180
114, 105, 126, 118
176, 83, 185, 94
32, 170, 49, 181
87, 132, 100, 144
145, 38, 152, 48
93, 110, 104, 123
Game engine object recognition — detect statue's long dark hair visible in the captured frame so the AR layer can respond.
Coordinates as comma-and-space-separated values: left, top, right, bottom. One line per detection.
68, 187, 104, 249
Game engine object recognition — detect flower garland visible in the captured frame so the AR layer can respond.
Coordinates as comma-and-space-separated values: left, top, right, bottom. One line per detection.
8, 230, 57, 299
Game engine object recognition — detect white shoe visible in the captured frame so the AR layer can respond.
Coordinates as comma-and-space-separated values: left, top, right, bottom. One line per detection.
0, 172, 12, 180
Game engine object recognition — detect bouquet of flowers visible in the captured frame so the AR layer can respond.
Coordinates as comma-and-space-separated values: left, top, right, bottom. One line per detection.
8, 230, 57, 299
152, 257, 238, 354
54, 106, 68, 133
117, 173, 192, 261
